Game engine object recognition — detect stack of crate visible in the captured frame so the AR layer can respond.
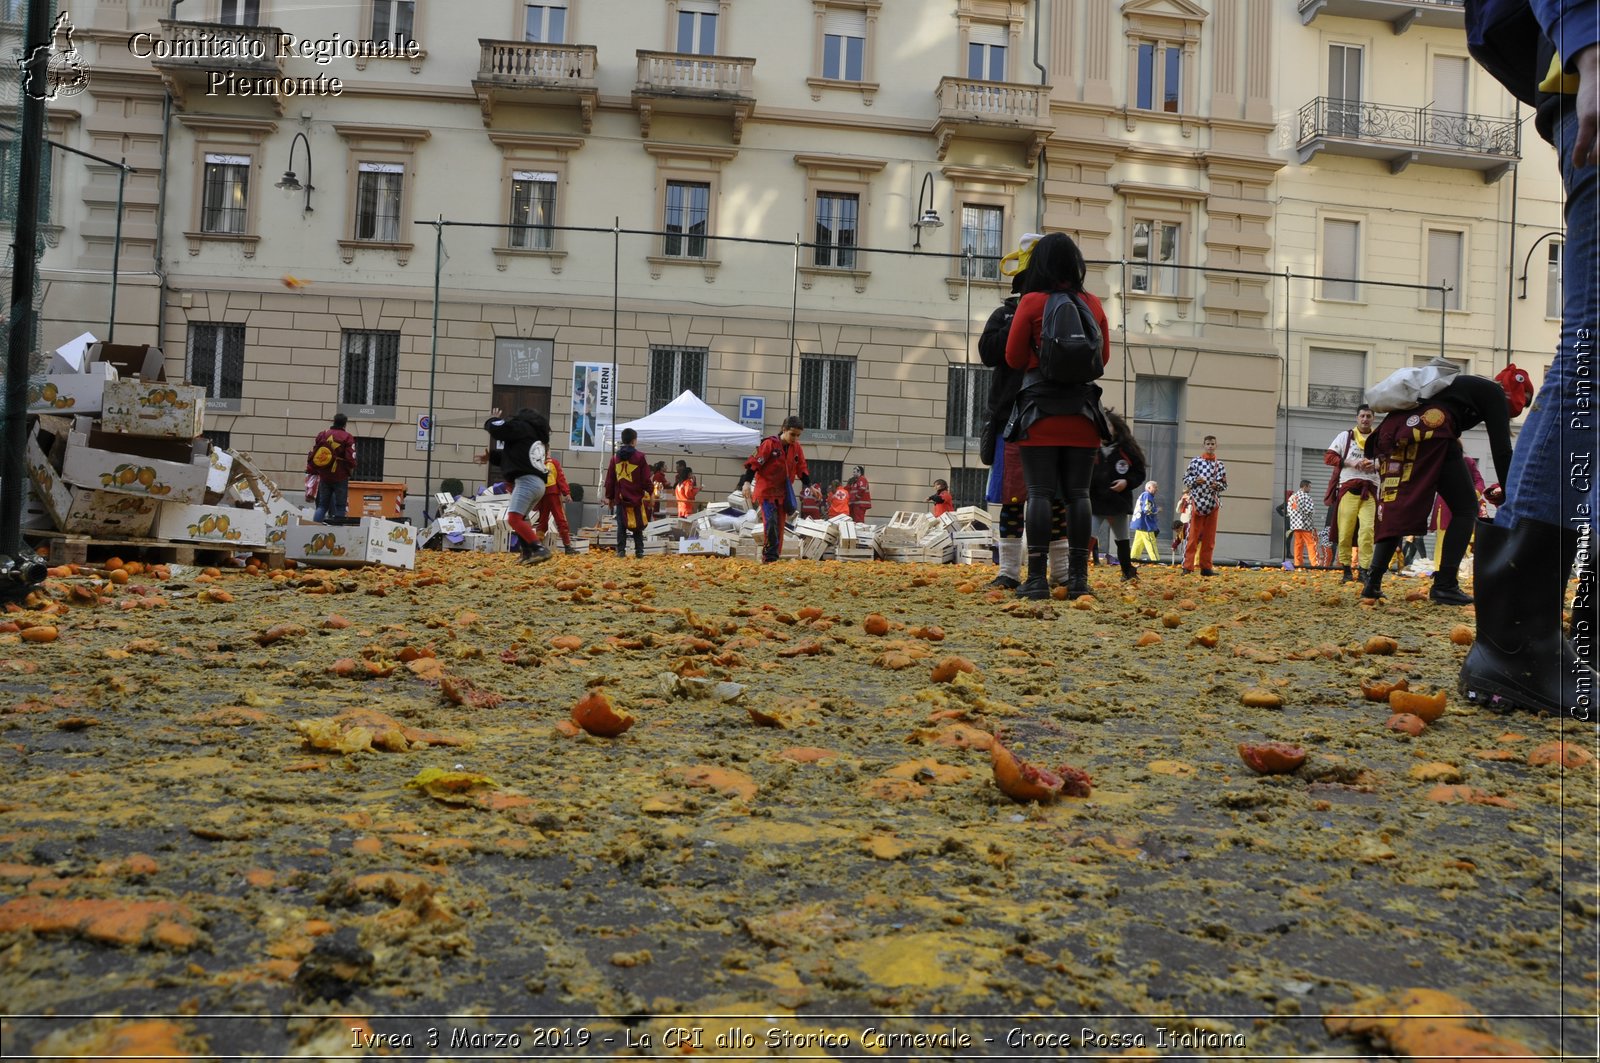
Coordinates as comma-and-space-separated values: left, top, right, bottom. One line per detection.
951, 506, 997, 565
876, 511, 955, 564
835, 517, 876, 562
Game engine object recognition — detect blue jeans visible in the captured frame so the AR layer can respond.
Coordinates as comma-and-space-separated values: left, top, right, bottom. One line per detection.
1498, 110, 1599, 532
314, 479, 349, 523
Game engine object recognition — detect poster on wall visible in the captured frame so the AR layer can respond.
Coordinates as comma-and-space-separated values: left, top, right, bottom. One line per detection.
569, 362, 614, 451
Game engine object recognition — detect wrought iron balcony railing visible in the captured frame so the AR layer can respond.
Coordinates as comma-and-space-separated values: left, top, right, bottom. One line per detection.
1298, 96, 1519, 156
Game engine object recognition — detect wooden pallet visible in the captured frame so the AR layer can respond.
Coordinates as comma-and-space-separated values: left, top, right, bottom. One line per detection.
21, 528, 286, 569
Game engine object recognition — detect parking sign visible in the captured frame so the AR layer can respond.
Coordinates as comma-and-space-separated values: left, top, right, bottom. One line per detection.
738, 395, 764, 431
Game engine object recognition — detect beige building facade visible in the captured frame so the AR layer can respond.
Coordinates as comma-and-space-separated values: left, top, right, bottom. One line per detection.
12, 0, 1563, 556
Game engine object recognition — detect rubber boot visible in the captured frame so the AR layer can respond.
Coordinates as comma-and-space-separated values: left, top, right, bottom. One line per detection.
1016, 549, 1050, 599
986, 537, 1022, 590
1430, 570, 1474, 606
1360, 567, 1385, 600
1361, 539, 1398, 600
1340, 564, 1354, 583
1458, 520, 1598, 717
1047, 538, 1070, 588
1116, 539, 1138, 581
1065, 547, 1093, 599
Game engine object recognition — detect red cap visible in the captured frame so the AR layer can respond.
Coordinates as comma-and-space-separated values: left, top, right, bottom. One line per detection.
1495, 362, 1533, 417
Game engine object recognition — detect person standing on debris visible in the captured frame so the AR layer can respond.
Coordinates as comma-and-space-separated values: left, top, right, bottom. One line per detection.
1327, 405, 1380, 583
674, 464, 699, 518
928, 479, 955, 517
1181, 436, 1227, 575
535, 453, 576, 555
1358, 373, 1517, 605
306, 413, 358, 524
483, 407, 553, 565
1285, 479, 1319, 570
1089, 409, 1147, 582
1130, 480, 1162, 562
846, 465, 872, 523
1003, 231, 1112, 600
827, 480, 851, 519
603, 427, 650, 559
739, 416, 812, 564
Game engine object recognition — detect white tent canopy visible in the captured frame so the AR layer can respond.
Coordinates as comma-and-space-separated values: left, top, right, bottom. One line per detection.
612, 390, 762, 457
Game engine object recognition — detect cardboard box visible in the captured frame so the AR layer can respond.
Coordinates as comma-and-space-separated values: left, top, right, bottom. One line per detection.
26, 363, 118, 415
87, 342, 164, 381
101, 380, 206, 439
62, 430, 211, 504
26, 434, 162, 536
286, 517, 416, 569
205, 447, 234, 500
156, 502, 268, 547
52, 332, 98, 374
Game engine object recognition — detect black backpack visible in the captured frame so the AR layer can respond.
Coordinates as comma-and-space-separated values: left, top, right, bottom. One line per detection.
1035, 291, 1103, 386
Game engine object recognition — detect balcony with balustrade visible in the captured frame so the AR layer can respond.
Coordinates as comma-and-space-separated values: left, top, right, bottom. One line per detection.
1296, 96, 1518, 183
473, 40, 599, 131
632, 51, 757, 143
151, 20, 288, 114
931, 77, 1053, 166
1298, 0, 1463, 33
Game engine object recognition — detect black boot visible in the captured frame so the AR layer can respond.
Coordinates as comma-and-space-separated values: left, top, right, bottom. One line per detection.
1459, 520, 1599, 716
1430, 571, 1473, 606
1066, 547, 1093, 599
1361, 539, 1399, 599
1016, 549, 1051, 599
1340, 565, 1353, 582
1360, 568, 1385, 600
1116, 539, 1138, 581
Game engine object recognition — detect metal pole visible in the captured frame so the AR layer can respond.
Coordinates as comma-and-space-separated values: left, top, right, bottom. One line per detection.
1281, 269, 1292, 564
1439, 279, 1447, 359
610, 217, 619, 455
422, 218, 442, 523
1, 0, 54, 588
1504, 153, 1518, 366
788, 234, 800, 418
962, 253, 972, 498
108, 158, 126, 341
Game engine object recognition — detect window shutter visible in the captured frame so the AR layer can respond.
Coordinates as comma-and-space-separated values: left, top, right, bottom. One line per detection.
679, 0, 717, 11
969, 22, 1007, 46
1323, 219, 1357, 277
1427, 229, 1463, 307
1432, 55, 1469, 113
823, 8, 866, 36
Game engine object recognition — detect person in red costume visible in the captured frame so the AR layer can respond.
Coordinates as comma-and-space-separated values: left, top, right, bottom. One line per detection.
603, 428, 650, 559
800, 481, 825, 519
738, 416, 812, 563
534, 454, 575, 554
846, 466, 872, 523
1002, 231, 1112, 600
929, 480, 955, 517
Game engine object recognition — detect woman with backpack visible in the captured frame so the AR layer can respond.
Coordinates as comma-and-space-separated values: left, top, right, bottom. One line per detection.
1090, 409, 1148, 582
1002, 232, 1112, 599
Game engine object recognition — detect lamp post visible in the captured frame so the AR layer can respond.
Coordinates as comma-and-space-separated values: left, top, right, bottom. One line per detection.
912, 171, 942, 249
274, 131, 314, 213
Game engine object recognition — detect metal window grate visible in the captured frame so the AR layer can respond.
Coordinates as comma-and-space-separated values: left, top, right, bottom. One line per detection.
647, 345, 707, 412
353, 436, 386, 481
949, 466, 987, 508
202, 429, 232, 451
799, 355, 854, 432
341, 330, 400, 408
809, 459, 843, 492
186, 322, 245, 401
944, 365, 992, 437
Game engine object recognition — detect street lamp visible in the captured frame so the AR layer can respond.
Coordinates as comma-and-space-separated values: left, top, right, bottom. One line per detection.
912, 171, 942, 249
275, 130, 314, 213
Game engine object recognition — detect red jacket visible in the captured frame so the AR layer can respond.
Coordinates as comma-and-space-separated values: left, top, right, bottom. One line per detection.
799, 484, 824, 519
931, 489, 954, 517
546, 457, 571, 499
603, 444, 650, 507
307, 427, 357, 483
847, 474, 871, 521
744, 435, 810, 504
1004, 288, 1111, 447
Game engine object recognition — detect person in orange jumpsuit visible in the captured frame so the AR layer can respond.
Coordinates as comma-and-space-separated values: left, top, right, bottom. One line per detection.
827, 482, 851, 519
673, 465, 699, 517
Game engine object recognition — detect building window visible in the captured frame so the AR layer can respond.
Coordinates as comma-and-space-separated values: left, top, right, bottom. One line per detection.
187, 323, 245, 411
1547, 241, 1563, 320
203, 429, 232, 452
814, 192, 858, 269
945, 364, 992, 441
1425, 229, 1463, 310
1321, 218, 1361, 301
1328, 43, 1363, 137
340, 330, 400, 415
355, 162, 403, 243
1308, 347, 1366, 410
648, 345, 707, 411
509, 170, 556, 250
524, 2, 566, 43
822, 8, 865, 80
218, 0, 261, 25
967, 23, 1007, 80
949, 466, 986, 508
664, 180, 710, 258
353, 437, 386, 481
1133, 375, 1183, 527
1135, 40, 1183, 112
810, 458, 843, 492
201, 154, 249, 235
1131, 219, 1181, 296
677, 0, 718, 54
799, 355, 855, 436
370, 0, 415, 46
960, 204, 1003, 281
